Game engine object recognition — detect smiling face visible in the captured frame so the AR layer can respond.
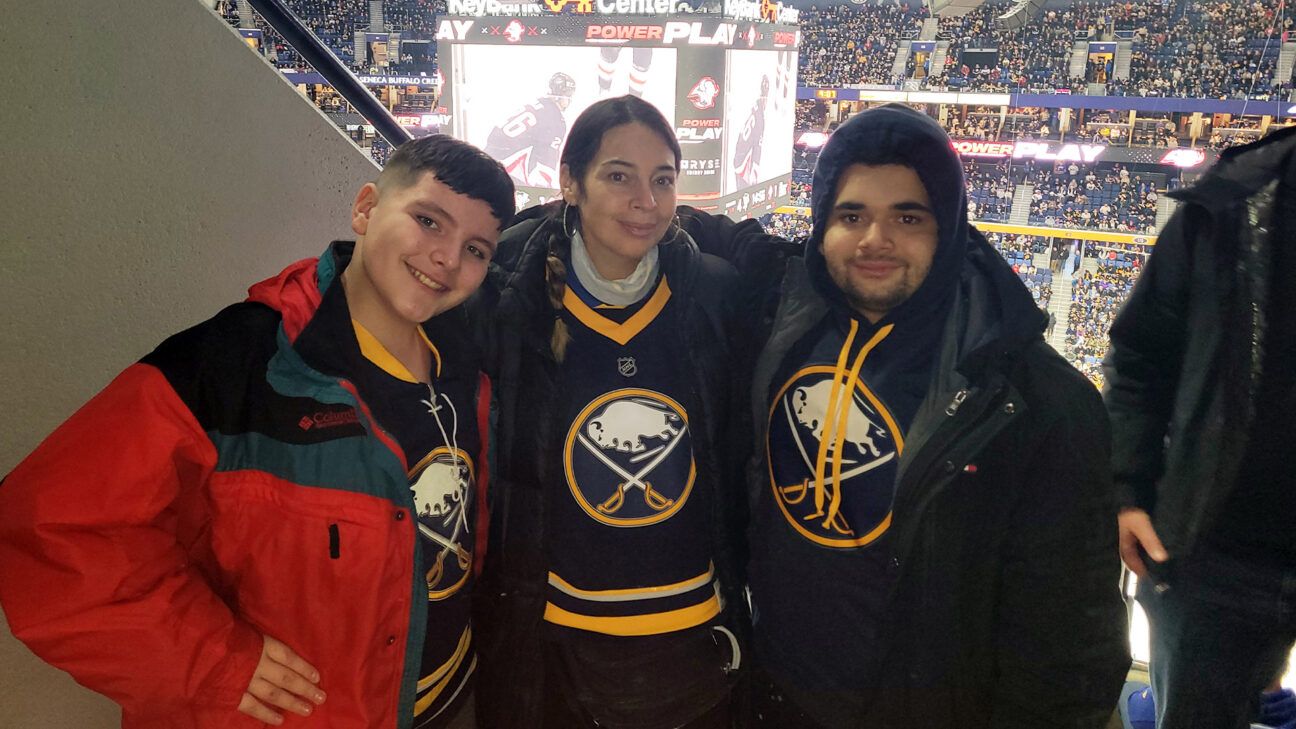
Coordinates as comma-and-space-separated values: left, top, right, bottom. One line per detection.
821, 163, 939, 323
560, 122, 678, 280
345, 171, 500, 338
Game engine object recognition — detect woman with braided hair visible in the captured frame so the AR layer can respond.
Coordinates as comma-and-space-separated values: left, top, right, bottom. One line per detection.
472, 95, 781, 729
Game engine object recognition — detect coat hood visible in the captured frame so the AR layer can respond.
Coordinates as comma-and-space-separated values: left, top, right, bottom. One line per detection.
246, 242, 352, 342
808, 104, 969, 327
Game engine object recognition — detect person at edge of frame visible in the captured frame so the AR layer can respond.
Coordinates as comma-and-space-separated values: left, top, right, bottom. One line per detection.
0, 135, 515, 729
1105, 124, 1296, 729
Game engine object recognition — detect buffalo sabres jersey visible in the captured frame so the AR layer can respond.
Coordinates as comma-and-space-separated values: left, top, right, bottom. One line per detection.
750, 313, 929, 728
343, 314, 482, 729
483, 97, 567, 189
545, 273, 722, 637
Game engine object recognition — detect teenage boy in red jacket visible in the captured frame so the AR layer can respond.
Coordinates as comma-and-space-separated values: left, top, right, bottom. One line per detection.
0, 135, 513, 729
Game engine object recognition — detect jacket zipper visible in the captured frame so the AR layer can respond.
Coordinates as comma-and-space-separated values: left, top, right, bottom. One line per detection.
888, 382, 1013, 588
944, 389, 969, 416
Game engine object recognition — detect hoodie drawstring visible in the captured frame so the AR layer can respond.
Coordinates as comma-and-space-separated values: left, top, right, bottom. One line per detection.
811, 321, 895, 532
811, 321, 858, 516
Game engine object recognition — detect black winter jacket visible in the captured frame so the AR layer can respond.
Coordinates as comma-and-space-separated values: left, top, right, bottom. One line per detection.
471, 208, 773, 728
750, 231, 1130, 729
1104, 125, 1296, 558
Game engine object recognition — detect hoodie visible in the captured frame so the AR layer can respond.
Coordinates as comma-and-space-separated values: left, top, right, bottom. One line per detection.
750, 105, 975, 728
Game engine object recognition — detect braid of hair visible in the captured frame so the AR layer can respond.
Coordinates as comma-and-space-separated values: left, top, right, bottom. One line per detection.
545, 218, 573, 362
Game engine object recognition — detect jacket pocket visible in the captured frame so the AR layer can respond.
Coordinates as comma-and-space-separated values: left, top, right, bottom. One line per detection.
206, 469, 396, 637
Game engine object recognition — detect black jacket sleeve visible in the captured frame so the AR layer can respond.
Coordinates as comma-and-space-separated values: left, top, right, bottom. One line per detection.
675, 205, 800, 353
676, 205, 801, 280
1102, 206, 1197, 512
993, 368, 1130, 728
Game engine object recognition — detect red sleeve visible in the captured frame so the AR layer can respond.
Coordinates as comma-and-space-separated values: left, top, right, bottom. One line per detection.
0, 364, 263, 713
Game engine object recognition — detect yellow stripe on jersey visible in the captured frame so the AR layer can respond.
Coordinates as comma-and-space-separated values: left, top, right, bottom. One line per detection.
543, 586, 722, 636
353, 319, 442, 382
562, 277, 672, 345
548, 564, 715, 602
414, 625, 472, 714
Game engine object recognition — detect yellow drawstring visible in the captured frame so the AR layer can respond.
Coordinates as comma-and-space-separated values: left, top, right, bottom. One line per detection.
824, 324, 893, 531
811, 320, 858, 516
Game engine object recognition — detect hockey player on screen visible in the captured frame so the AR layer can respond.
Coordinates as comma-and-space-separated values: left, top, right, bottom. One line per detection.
733, 75, 770, 188
597, 47, 653, 98
484, 72, 576, 188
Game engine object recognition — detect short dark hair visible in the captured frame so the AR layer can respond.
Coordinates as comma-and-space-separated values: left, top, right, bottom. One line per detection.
559, 96, 681, 188
378, 134, 516, 230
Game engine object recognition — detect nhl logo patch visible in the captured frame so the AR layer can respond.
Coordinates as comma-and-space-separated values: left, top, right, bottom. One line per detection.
617, 357, 637, 377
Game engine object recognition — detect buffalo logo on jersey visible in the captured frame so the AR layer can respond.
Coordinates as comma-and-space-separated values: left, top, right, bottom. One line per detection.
767, 368, 903, 548
564, 389, 695, 528
410, 447, 476, 599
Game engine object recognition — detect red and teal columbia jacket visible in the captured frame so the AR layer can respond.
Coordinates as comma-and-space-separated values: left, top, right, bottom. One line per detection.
0, 242, 490, 729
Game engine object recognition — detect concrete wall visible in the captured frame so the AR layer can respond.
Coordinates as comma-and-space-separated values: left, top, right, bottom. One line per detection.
0, 1, 377, 724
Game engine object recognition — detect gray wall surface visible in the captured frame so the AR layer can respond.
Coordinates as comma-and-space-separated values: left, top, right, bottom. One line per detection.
0, 1, 378, 724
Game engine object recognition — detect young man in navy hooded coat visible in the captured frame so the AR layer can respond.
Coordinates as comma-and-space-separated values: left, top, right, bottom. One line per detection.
746, 104, 1130, 728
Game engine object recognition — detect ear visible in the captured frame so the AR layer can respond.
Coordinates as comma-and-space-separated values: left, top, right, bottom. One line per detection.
351, 182, 380, 237
558, 165, 580, 205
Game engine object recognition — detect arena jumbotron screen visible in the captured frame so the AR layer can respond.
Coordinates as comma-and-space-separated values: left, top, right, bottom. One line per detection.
435, 10, 800, 216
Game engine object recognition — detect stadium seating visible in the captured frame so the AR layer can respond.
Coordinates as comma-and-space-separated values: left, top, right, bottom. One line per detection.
796, 4, 927, 88
1026, 164, 1161, 233
964, 159, 1019, 223
1066, 250, 1143, 388
986, 232, 1053, 309
794, 0, 1289, 99
762, 212, 812, 242
384, 0, 445, 36
936, 2, 1096, 92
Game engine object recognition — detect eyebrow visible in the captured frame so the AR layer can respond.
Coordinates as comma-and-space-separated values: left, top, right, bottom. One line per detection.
833, 200, 933, 214
410, 198, 497, 253
601, 159, 678, 174
893, 201, 934, 214
410, 199, 457, 227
